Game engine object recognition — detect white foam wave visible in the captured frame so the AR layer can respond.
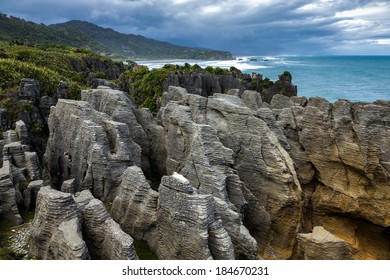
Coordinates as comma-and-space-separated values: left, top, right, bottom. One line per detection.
136, 58, 269, 71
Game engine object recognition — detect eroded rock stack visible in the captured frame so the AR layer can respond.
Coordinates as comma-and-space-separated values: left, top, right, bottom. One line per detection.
36, 85, 390, 260
29, 187, 89, 260
75, 190, 138, 260
44, 94, 142, 200
156, 173, 235, 260
270, 96, 390, 259
28, 187, 138, 260
0, 120, 42, 224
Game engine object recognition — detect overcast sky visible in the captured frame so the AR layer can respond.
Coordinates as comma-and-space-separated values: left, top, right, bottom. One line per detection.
2, 0, 390, 55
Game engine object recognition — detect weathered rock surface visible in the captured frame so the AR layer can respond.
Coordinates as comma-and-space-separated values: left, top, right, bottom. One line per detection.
61, 178, 76, 194
271, 95, 390, 259
19, 78, 40, 105
44, 97, 142, 200
81, 87, 150, 175
157, 87, 301, 259
31, 80, 389, 260
29, 187, 138, 260
0, 160, 23, 224
0, 121, 43, 225
29, 187, 90, 260
75, 190, 138, 260
15, 120, 29, 144
159, 96, 259, 259
161, 71, 297, 103
156, 173, 235, 260
297, 226, 354, 260
23, 180, 44, 211
111, 166, 158, 245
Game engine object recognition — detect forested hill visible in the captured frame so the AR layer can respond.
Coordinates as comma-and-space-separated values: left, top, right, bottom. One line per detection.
0, 13, 233, 60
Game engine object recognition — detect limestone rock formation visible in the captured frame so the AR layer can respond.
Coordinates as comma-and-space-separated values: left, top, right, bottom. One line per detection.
157, 87, 301, 259
23, 180, 44, 211
156, 173, 235, 260
44, 97, 142, 200
297, 226, 354, 260
81, 87, 150, 175
28, 78, 389, 260
159, 97, 259, 259
29, 187, 138, 260
161, 71, 297, 103
29, 187, 90, 260
75, 190, 138, 260
0, 160, 23, 224
15, 120, 29, 144
271, 95, 390, 259
111, 166, 158, 245
61, 179, 76, 194
19, 78, 40, 105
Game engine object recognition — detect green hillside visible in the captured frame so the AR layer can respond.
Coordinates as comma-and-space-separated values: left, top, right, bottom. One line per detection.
0, 13, 233, 60
0, 41, 125, 113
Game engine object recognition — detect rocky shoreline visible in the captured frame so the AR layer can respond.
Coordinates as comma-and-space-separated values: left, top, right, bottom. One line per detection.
0, 74, 389, 260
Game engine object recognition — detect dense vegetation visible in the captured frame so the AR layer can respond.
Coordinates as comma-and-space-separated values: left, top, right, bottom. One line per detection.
0, 13, 233, 60
0, 41, 126, 119
120, 63, 240, 111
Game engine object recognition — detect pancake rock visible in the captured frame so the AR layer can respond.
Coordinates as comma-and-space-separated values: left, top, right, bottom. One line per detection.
156, 173, 235, 260
23, 179, 44, 211
111, 166, 158, 248
44, 96, 142, 201
158, 87, 301, 259
297, 226, 354, 260
28, 187, 89, 260
29, 187, 138, 260
159, 97, 258, 259
0, 160, 23, 224
81, 87, 150, 175
271, 96, 390, 259
75, 190, 138, 260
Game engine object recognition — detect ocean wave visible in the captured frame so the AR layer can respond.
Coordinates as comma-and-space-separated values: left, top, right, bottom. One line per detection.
136, 58, 269, 71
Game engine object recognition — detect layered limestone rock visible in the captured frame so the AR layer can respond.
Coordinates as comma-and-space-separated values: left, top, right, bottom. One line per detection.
159, 98, 258, 259
156, 173, 235, 260
81, 87, 150, 175
111, 167, 247, 259
158, 87, 301, 259
29, 187, 90, 260
36, 81, 389, 260
75, 190, 138, 260
0, 122, 42, 224
111, 166, 158, 246
0, 160, 23, 224
29, 187, 138, 260
23, 179, 44, 210
45, 98, 142, 201
297, 226, 354, 260
270, 95, 390, 259
2, 135, 41, 183
15, 120, 29, 144
271, 97, 390, 223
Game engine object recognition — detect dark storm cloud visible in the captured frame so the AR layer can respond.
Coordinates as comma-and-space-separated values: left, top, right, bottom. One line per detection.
1, 0, 389, 54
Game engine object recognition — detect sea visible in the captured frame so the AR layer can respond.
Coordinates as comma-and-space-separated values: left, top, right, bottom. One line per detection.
137, 55, 390, 103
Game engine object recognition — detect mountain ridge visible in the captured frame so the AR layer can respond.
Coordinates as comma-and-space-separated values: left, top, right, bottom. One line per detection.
0, 13, 233, 60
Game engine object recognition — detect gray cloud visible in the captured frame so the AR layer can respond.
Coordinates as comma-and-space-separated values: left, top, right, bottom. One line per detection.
1, 0, 389, 54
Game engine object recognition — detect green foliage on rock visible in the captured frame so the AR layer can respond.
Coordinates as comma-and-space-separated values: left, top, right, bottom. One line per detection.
125, 66, 169, 112
0, 41, 126, 108
121, 63, 245, 112
262, 77, 273, 89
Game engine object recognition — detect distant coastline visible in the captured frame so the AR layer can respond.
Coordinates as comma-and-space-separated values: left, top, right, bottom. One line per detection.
138, 55, 390, 102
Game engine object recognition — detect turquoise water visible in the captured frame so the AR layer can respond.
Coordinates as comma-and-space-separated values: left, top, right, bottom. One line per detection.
139, 56, 390, 102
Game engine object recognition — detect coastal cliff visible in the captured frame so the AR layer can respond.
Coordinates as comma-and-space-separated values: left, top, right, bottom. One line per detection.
0, 77, 389, 259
